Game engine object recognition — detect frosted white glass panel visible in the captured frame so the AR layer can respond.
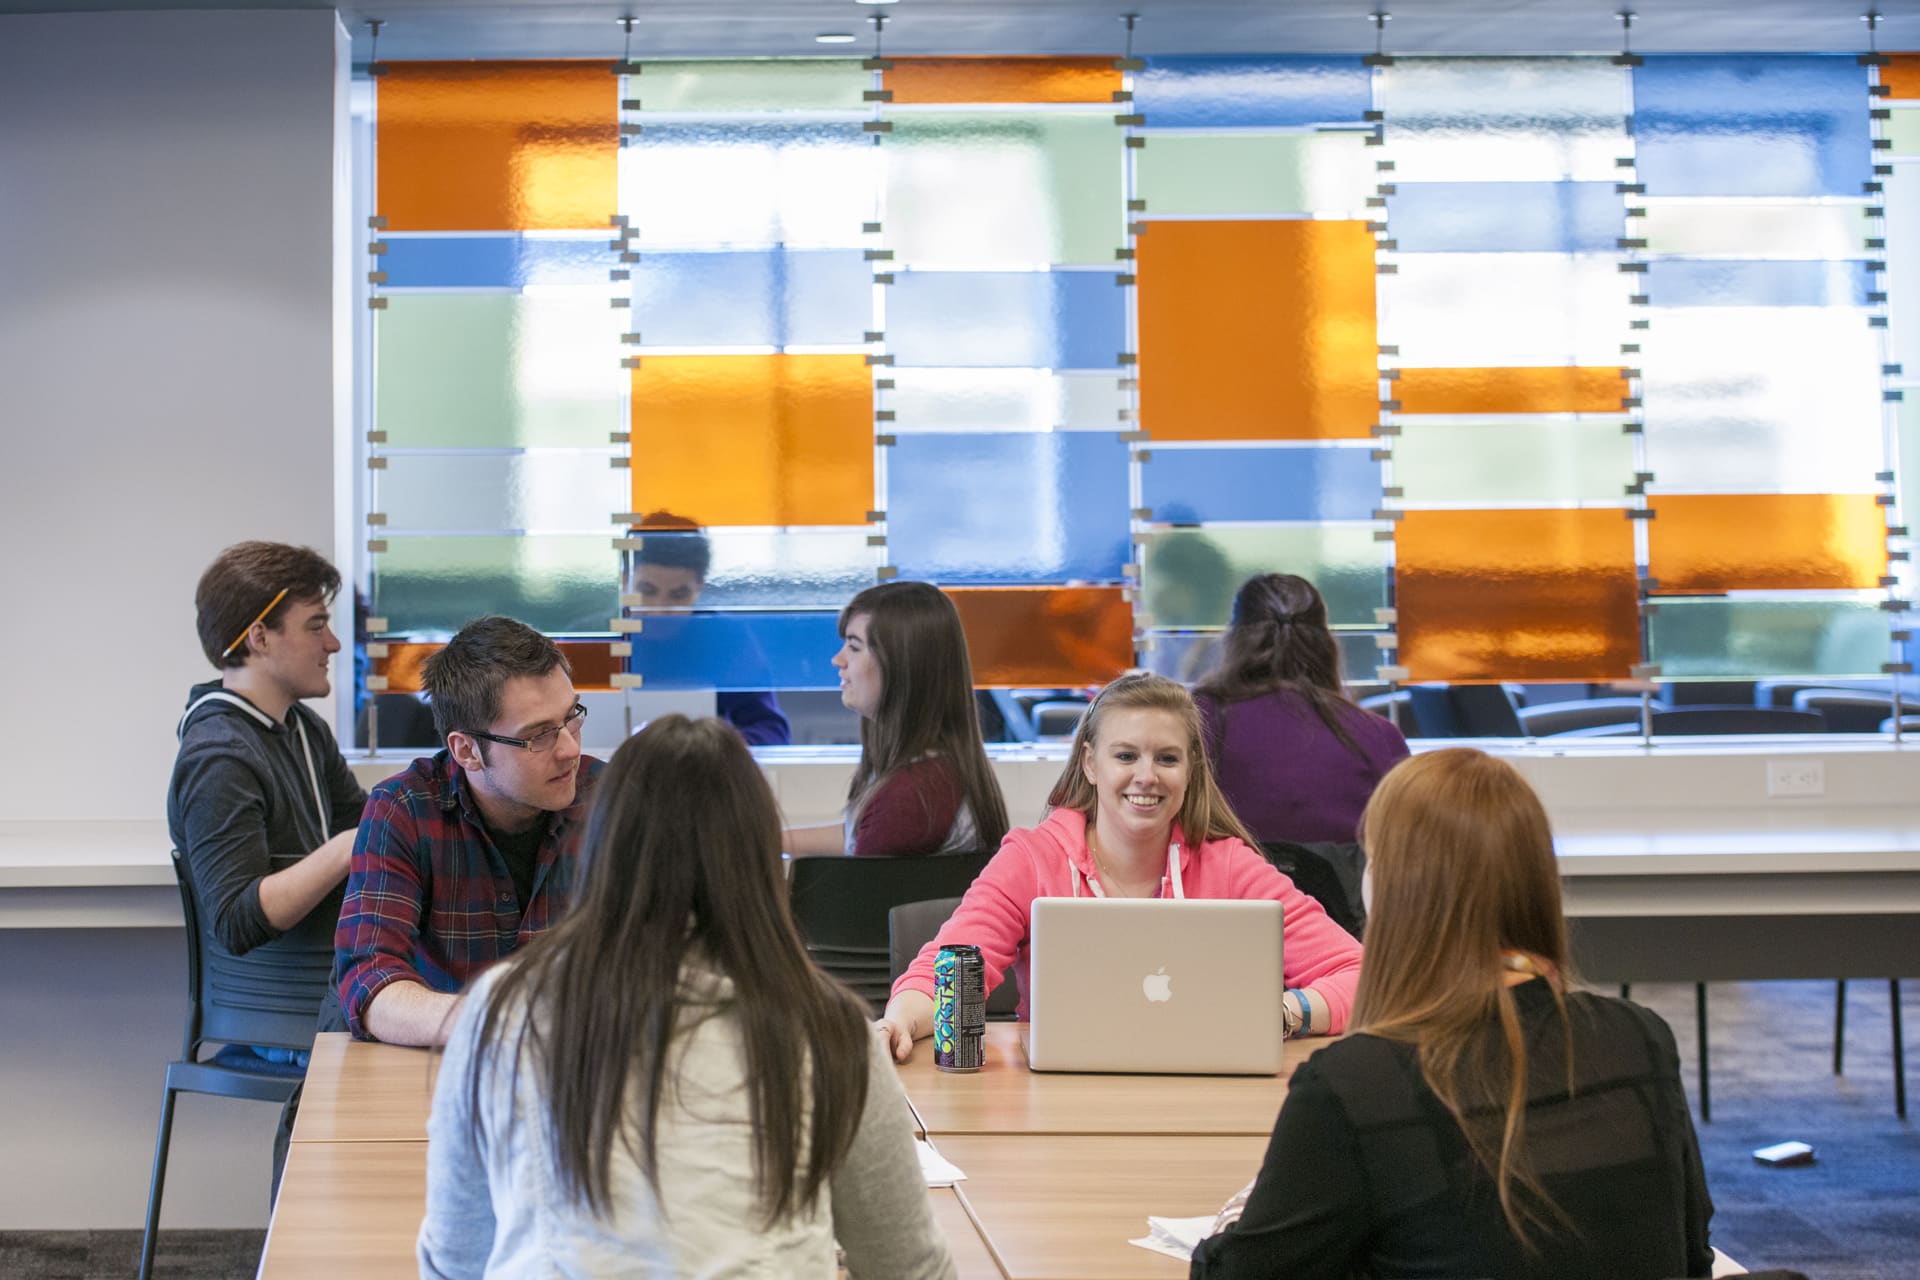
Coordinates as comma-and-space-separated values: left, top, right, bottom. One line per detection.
1380, 254, 1632, 367
886, 369, 1130, 432
1640, 201, 1873, 259
621, 121, 874, 248
1381, 57, 1629, 182
1641, 308, 1884, 493
381, 453, 626, 532
1888, 164, 1920, 378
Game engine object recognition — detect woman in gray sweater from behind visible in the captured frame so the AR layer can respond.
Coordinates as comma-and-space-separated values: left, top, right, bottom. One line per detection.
418, 715, 955, 1279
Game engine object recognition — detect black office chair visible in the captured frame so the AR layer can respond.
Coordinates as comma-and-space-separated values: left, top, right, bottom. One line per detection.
789, 851, 996, 1014
1405, 684, 1525, 738
1649, 706, 1826, 735
1515, 697, 1646, 738
1257, 841, 1366, 940
888, 895, 1021, 1019
140, 852, 336, 1280
1792, 689, 1897, 733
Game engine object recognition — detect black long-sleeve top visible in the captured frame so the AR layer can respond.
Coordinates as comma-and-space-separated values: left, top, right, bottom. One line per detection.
1192, 980, 1714, 1280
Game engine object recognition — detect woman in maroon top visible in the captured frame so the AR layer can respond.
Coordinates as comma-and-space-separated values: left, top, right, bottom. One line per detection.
784, 581, 1010, 858
1194, 573, 1408, 846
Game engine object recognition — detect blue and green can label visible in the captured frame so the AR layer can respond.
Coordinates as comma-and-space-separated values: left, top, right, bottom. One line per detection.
933, 944, 986, 1072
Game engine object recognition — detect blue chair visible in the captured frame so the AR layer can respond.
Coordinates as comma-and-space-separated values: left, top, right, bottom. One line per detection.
138, 851, 335, 1280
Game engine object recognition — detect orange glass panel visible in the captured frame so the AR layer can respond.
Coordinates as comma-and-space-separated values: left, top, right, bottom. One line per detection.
377, 641, 620, 693
1649, 493, 1887, 593
1138, 220, 1378, 440
1884, 55, 1920, 101
631, 354, 872, 527
1398, 509, 1639, 683
1395, 366, 1627, 415
944, 587, 1134, 687
885, 57, 1123, 105
378, 62, 617, 231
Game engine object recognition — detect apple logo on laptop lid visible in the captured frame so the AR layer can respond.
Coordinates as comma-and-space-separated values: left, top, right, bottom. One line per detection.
1142, 966, 1172, 1003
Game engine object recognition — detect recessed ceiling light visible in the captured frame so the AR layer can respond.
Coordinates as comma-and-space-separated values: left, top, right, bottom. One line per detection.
855, 0, 900, 6
815, 32, 859, 43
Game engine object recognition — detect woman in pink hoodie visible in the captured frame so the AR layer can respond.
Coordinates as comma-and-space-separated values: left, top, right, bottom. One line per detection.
877, 673, 1366, 1061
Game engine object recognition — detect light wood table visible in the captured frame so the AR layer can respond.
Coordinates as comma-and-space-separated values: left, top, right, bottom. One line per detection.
259, 1140, 425, 1278
290, 1033, 434, 1143
936, 1134, 1268, 1280
898, 1023, 1319, 1137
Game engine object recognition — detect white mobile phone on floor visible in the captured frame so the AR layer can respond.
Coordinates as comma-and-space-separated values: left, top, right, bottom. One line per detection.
1752, 1140, 1815, 1166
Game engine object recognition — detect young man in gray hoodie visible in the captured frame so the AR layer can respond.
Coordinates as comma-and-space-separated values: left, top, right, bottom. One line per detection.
168, 542, 368, 972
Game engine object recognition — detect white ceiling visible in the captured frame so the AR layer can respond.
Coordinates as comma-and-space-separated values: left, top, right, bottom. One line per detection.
5, 0, 1919, 62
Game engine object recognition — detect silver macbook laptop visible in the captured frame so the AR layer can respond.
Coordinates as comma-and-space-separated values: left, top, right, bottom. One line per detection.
1024, 897, 1286, 1075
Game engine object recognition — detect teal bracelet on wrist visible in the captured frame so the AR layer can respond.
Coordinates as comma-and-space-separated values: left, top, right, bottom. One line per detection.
1285, 988, 1311, 1037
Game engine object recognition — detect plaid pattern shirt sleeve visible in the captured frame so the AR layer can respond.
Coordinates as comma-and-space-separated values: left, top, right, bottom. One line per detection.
332, 754, 600, 1041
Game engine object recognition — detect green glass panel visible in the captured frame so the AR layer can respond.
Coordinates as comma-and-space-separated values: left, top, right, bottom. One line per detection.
1640, 201, 1873, 258
373, 535, 618, 635
1887, 107, 1920, 155
1140, 526, 1386, 628
1649, 598, 1891, 679
1143, 628, 1387, 685
375, 294, 623, 448
1134, 132, 1372, 216
886, 112, 1123, 267
380, 454, 626, 533
634, 59, 868, 112
1395, 418, 1635, 504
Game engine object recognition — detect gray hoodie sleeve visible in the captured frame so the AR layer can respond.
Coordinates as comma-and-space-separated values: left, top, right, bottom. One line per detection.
173, 744, 281, 956
830, 1033, 958, 1280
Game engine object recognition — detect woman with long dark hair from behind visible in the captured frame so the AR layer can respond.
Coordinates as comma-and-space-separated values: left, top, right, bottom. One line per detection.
417, 716, 956, 1279
784, 580, 1010, 857
1194, 573, 1407, 844
1191, 748, 1714, 1279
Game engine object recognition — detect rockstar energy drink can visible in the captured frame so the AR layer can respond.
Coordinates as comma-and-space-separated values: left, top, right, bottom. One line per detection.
933, 944, 986, 1072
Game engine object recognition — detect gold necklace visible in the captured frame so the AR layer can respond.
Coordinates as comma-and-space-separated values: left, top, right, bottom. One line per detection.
1088, 824, 1159, 898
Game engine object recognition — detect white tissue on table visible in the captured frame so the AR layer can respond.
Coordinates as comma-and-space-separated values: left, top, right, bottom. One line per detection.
915, 1138, 967, 1187
1127, 1214, 1214, 1261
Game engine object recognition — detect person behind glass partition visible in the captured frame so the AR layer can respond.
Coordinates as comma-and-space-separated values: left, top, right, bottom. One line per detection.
782, 580, 1010, 858
623, 510, 792, 746
1193, 573, 1408, 845
1191, 748, 1716, 1280
418, 716, 956, 1280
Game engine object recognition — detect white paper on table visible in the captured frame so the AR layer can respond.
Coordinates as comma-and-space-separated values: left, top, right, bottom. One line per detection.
1128, 1214, 1214, 1261
1711, 1246, 1749, 1277
916, 1138, 967, 1187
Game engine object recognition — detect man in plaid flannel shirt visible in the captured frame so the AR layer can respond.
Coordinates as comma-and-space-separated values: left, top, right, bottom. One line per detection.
333, 616, 605, 1045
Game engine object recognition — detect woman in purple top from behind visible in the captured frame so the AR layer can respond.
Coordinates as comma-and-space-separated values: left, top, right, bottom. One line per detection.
1194, 574, 1409, 845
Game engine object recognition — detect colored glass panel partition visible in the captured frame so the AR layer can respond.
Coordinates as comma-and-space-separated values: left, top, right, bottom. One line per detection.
945, 587, 1134, 686
884, 57, 1122, 105
1648, 494, 1887, 592
381, 234, 612, 289
623, 120, 872, 248
624, 529, 877, 608
1134, 133, 1373, 217
1649, 599, 1891, 679
1634, 56, 1871, 197
1396, 509, 1638, 682
372, 535, 618, 635
1140, 526, 1387, 628
634, 60, 867, 112
1134, 56, 1372, 129
1382, 57, 1629, 182
888, 271, 1126, 369
1381, 254, 1630, 367
377, 641, 620, 692
623, 612, 844, 689
1639, 202, 1874, 259
886, 369, 1130, 432
1394, 419, 1636, 505
629, 248, 872, 348
1394, 366, 1627, 416
380, 453, 627, 533
377, 62, 617, 231
1387, 181, 1623, 254
1141, 444, 1383, 524
1137, 219, 1378, 440
628, 354, 872, 528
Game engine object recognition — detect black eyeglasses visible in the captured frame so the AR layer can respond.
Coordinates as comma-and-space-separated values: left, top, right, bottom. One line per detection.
464, 703, 588, 754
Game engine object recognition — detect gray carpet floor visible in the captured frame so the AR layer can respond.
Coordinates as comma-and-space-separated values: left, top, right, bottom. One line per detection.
2, 979, 1913, 1279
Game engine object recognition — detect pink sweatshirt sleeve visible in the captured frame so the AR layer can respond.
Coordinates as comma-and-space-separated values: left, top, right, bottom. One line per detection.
890, 835, 1040, 1006
1219, 839, 1365, 1034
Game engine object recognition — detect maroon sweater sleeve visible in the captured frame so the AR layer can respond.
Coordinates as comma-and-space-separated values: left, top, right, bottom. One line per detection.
849, 757, 965, 858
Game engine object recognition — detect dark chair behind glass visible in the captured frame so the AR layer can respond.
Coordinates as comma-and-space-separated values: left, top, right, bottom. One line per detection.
1258, 841, 1367, 940
888, 895, 1021, 1020
788, 850, 995, 1015
139, 851, 334, 1280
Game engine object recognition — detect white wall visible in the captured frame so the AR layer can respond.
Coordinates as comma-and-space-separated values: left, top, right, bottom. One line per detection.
0, 9, 347, 823
0, 8, 347, 1228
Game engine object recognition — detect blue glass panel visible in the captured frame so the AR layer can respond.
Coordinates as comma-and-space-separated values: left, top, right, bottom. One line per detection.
888, 271, 1125, 369
1141, 446, 1382, 523
1135, 56, 1372, 128
631, 249, 871, 347
624, 611, 842, 689
382, 235, 612, 289
1643, 259, 1872, 308
1387, 182, 1622, 253
888, 432, 1130, 582
1634, 56, 1873, 197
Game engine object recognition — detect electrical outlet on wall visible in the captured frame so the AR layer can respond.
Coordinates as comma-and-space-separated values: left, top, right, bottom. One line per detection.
1766, 759, 1825, 798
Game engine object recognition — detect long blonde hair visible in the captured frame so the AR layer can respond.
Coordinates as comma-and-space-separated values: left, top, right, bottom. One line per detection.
1352, 747, 1577, 1248
1046, 672, 1256, 847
